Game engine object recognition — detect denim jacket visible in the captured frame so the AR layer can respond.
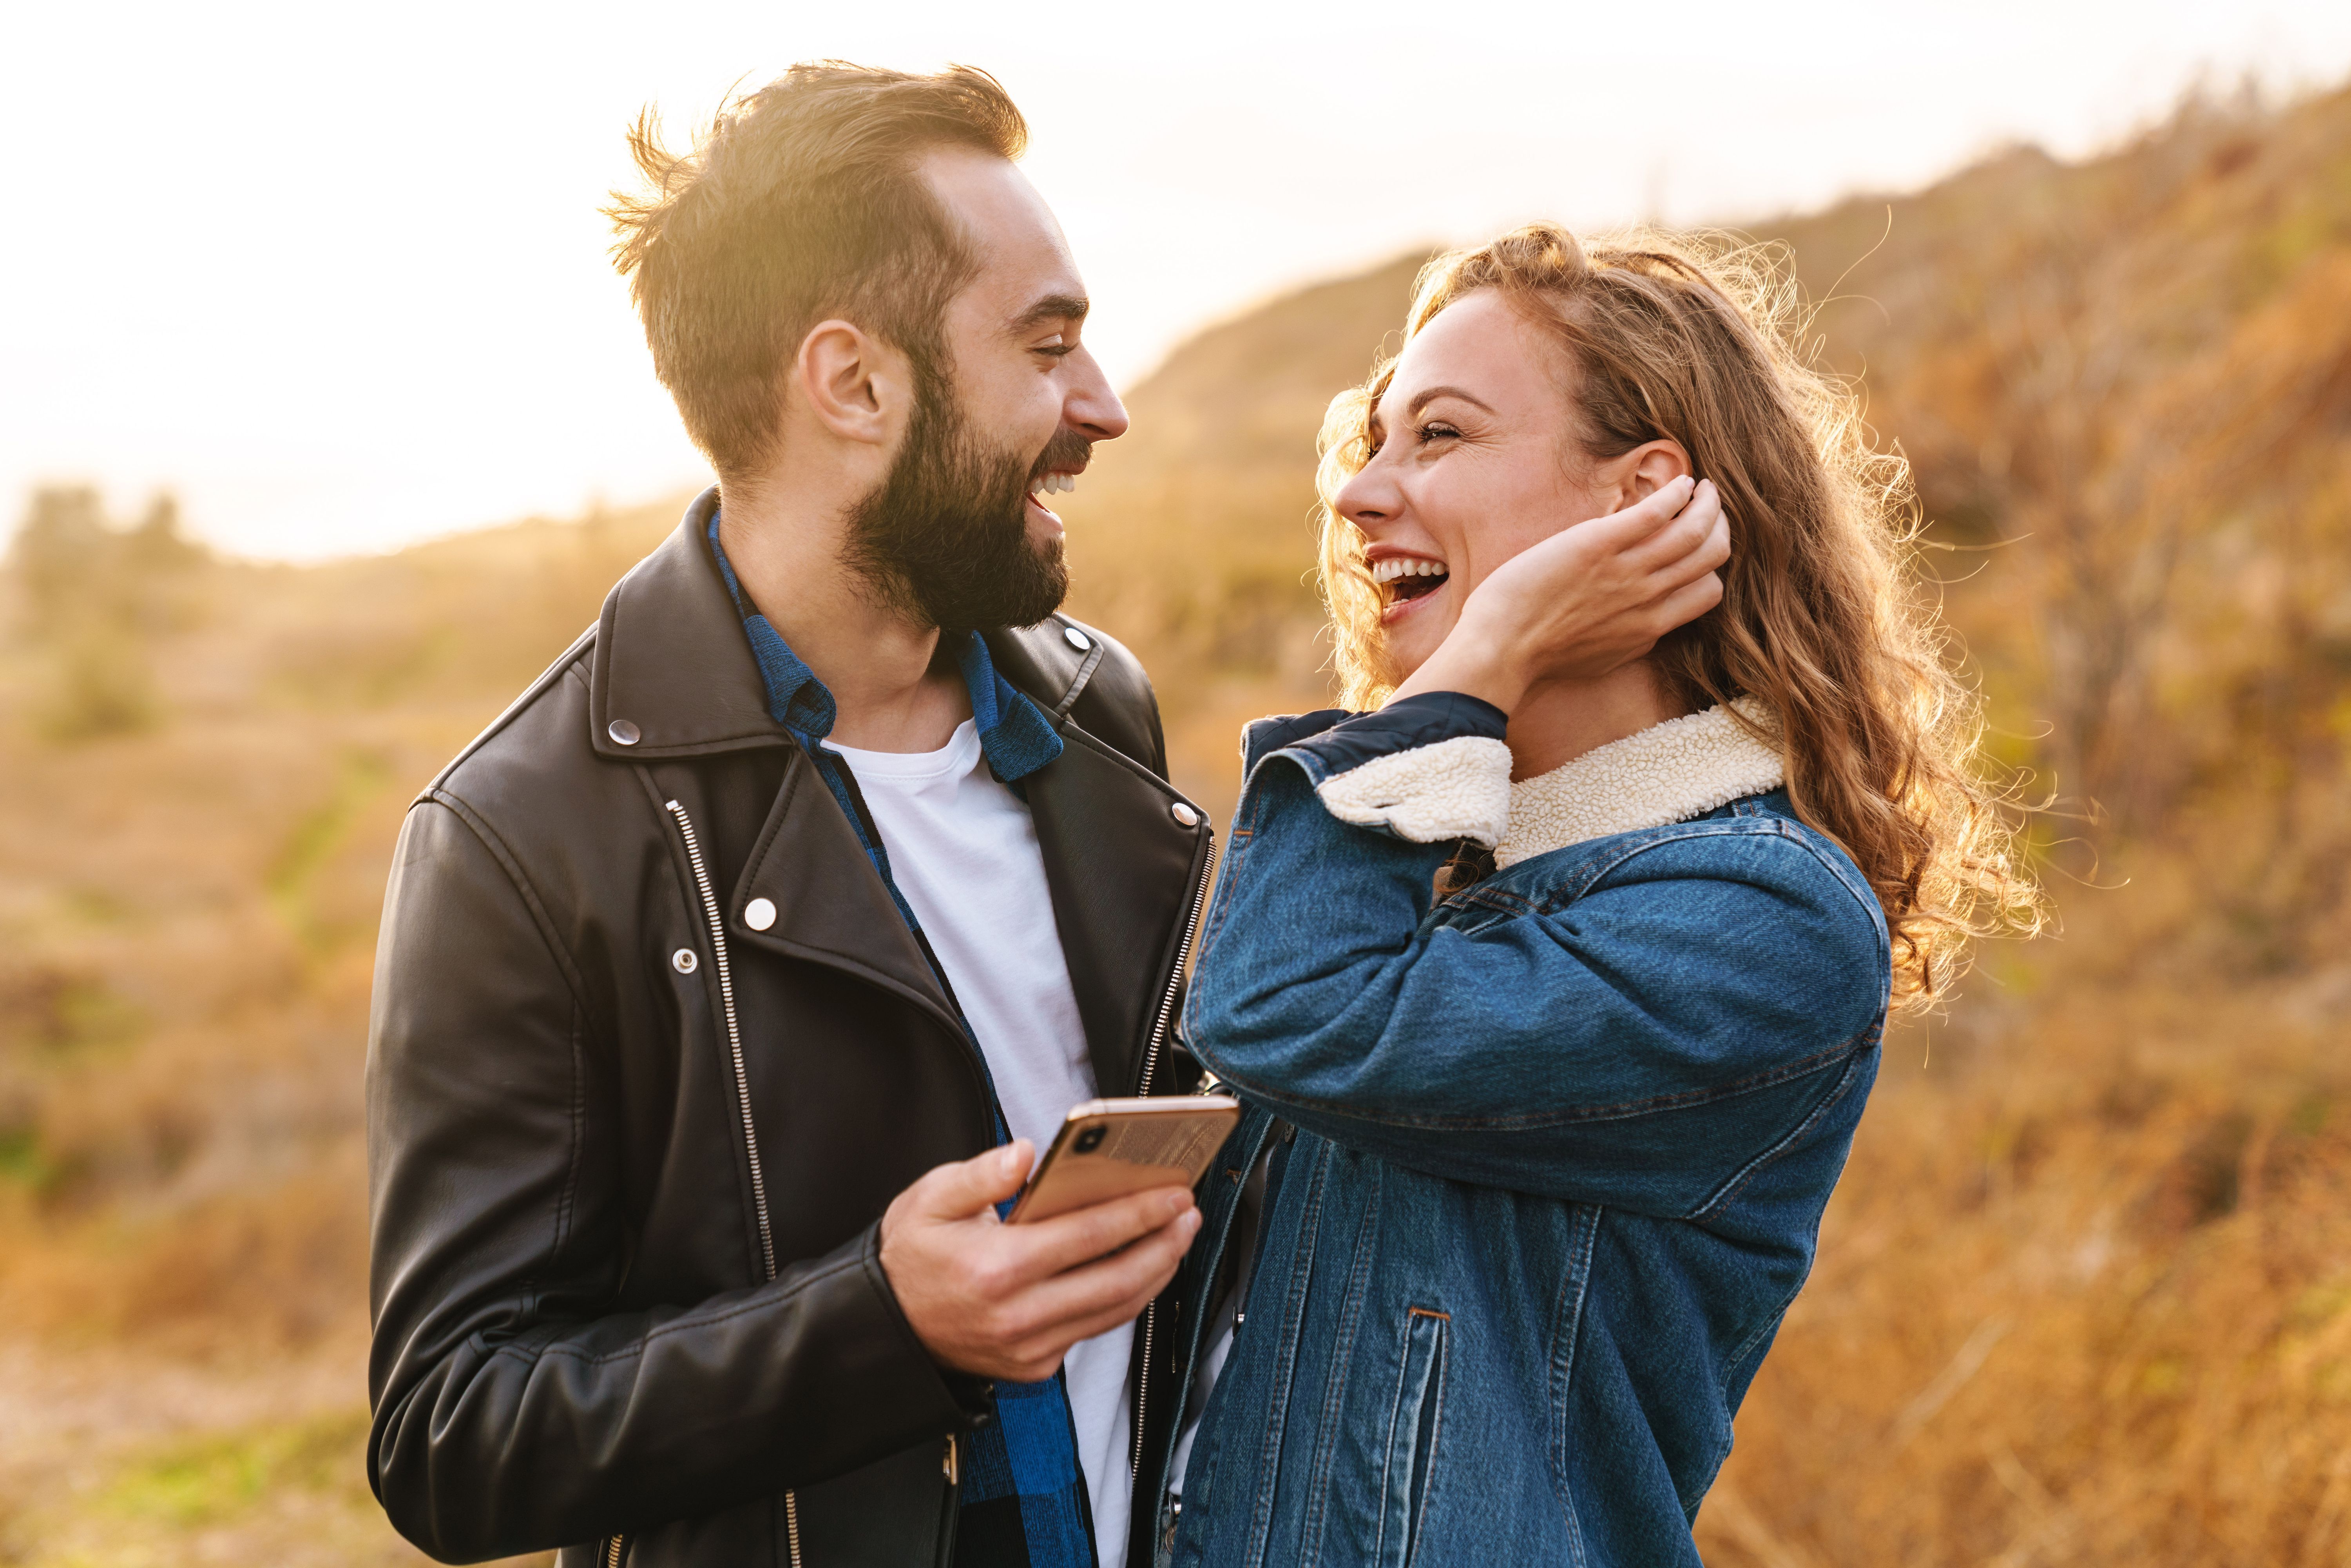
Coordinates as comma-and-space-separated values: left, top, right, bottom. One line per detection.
1161, 694, 1889, 1568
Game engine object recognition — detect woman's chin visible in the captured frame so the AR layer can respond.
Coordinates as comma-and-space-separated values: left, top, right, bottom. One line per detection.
1378, 591, 1450, 682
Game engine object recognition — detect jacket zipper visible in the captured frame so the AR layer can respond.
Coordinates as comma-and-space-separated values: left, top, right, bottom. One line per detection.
659, 798, 799, 1567
650, 800, 1211, 1551
1130, 826, 1219, 1487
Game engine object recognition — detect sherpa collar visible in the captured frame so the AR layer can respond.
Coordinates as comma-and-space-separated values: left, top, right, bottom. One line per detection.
1495, 699, 1784, 868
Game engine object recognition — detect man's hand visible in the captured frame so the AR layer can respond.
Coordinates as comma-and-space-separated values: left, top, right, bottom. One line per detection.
1391, 475, 1730, 713
878, 1141, 1200, 1383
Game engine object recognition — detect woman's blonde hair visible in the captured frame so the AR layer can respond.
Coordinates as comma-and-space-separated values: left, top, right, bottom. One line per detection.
1315, 223, 2041, 1009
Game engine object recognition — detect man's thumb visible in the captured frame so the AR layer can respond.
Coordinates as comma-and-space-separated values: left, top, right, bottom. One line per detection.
910, 1141, 1031, 1219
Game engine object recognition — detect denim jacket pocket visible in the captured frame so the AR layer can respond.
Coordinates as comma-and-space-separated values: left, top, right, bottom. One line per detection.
1375, 1307, 1449, 1568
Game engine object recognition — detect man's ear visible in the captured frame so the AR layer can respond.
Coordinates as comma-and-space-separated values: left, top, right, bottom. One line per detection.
1619, 440, 1694, 505
794, 319, 912, 446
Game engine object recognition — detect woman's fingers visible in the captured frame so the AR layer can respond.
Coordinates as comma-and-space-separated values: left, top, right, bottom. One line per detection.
1579, 474, 1697, 557
1650, 507, 1731, 592
1623, 480, 1723, 578
1648, 571, 1726, 635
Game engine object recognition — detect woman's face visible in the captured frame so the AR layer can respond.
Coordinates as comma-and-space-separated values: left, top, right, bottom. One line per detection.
1334, 289, 1668, 680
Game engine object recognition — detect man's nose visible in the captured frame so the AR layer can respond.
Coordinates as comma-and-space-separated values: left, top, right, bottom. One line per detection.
1067, 351, 1130, 442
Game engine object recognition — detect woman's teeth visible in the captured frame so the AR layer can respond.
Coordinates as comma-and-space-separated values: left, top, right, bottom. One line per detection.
1371, 556, 1446, 585
1030, 473, 1079, 497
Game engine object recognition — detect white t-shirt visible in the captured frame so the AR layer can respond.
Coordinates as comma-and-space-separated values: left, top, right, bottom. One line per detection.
829, 720, 1133, 1566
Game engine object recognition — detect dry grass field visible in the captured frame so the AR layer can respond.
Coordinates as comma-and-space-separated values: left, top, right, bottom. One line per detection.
3, 81, 2349, 1565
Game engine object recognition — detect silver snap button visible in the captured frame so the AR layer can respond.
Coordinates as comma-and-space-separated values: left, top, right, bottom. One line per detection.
1170, 802, 1199, 828
608, 719, 641, 746
744, 897, 777, 931
1063, 625, 1092, 652
670, 948, 698, 974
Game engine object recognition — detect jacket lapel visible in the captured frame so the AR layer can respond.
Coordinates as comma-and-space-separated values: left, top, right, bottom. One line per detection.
726, 750, 965, 1039
1022, 729, 1209, 1095
992, 619, 1212, 1098
592, 496, 1206, 1089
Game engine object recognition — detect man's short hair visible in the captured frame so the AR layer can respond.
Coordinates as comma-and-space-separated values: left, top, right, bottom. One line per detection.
608, 63, 1028, 481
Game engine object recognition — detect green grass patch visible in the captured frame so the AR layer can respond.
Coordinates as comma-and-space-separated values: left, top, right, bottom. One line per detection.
96, 1408, 372, 1529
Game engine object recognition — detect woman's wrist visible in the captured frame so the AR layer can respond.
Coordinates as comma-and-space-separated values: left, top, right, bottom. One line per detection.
1388, 625, 1530, 714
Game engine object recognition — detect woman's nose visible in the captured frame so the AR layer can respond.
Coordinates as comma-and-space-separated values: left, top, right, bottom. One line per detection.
1335, 462, 1398, 530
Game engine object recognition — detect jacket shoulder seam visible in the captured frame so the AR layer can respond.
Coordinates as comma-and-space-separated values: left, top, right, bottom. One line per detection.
1514, 816, 1882, 935
418, 789, 597, 1021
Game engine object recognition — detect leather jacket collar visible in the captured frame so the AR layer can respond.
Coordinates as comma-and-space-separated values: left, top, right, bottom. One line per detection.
584, 486, 1207, 1105
589, 487, 1104, 763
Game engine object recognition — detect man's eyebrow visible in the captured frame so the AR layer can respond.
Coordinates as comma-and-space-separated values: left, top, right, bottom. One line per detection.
1405, 384, 1495, 418
1011, 293, 1090, 333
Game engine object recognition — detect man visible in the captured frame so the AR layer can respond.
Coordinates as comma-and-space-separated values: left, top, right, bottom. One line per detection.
367, 65, 1214, 1568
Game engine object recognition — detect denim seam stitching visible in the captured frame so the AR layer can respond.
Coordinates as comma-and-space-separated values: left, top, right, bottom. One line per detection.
1371, 1304, 1415, 1568
1216, 1030, 1864, 1135
1403, 1313, 1449, 1568
1547, 1206, 1601, 1568
1298, 1163, 1385, 1568
1241, 1139, 1332, 1568
1689, 1034, 1883, 1222
1531, 817, 1802, 914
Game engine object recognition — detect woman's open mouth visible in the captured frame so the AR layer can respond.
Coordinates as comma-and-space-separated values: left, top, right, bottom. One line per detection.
1373, 554, 1450, 621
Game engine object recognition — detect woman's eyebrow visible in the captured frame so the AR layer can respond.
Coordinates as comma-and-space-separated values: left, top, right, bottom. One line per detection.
1405, 384, 1495, 418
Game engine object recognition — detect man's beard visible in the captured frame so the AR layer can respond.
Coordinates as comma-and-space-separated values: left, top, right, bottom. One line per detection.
840, 385, 1087, 635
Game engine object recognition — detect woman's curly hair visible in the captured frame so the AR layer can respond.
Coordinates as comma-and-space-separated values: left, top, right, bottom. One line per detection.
1315, 223, 2043, 1009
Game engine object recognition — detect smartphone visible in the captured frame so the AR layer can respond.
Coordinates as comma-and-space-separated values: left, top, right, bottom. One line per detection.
1006, 1095, 1241, 1224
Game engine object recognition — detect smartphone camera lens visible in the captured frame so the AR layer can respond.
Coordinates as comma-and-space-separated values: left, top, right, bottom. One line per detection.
1074, 1126, 1107, 1154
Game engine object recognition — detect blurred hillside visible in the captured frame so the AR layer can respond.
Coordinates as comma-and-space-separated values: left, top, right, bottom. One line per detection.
5, 80, 2351, 1566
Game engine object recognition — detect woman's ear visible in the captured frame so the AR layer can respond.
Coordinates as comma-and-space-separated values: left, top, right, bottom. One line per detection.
1619, 440, 1694, 504
794, 319, 910, 446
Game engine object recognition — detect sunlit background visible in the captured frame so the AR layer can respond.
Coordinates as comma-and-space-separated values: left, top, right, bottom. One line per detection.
11, 4, 2351, 1565
7, 0, 2351, 557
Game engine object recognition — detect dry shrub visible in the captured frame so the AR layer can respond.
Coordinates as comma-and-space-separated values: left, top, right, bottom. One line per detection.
0, 495, 683, 1358
0, 1155, 369, 1354
1697, 894, 2351, 1566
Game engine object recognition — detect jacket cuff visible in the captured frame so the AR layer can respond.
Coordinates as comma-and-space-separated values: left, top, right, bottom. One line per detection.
855, 1220, 996, 1427
1273, 693, 1512, 847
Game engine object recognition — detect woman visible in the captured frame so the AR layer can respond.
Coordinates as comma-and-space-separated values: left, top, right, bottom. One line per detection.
1159, 226, 2039, 1566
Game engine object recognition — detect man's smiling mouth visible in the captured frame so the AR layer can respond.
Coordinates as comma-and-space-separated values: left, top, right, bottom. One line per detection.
1026, 469, 1081, 523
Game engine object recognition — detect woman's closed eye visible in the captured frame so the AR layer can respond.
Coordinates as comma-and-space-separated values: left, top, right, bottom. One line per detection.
1364, 420, 1460, 461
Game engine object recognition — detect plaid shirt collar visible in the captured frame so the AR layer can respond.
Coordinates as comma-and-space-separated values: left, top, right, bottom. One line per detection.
706, 513, 1063, 784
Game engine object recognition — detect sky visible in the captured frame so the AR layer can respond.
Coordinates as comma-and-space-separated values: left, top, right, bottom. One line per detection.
7, 0, 2351, 561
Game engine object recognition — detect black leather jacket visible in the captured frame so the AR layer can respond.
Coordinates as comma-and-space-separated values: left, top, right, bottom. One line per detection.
366, 492, 1215, 1568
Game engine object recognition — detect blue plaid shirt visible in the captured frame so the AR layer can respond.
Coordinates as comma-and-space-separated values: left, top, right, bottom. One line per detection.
708, 518, 1101, 1568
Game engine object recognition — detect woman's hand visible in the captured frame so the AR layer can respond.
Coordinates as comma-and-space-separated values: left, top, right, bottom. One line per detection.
1389, 476, 1728, 714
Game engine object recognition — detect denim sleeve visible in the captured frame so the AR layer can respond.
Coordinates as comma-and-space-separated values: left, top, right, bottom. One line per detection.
1182, 740, 1889, 1217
